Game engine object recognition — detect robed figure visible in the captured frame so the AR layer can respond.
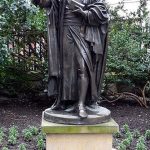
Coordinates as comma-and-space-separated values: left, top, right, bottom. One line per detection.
33, 0, 109, 118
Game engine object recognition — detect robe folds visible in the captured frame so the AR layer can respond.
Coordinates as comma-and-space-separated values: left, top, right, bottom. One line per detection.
41, 0, 109, 101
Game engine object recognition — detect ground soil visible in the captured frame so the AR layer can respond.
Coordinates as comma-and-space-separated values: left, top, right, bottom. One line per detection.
0, 97, 150, 149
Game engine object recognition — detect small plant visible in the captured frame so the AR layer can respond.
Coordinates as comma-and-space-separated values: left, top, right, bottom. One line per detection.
8, 135, 17, 145
23, 129, 33, 141
2, 147, 9, 150
125, 131, 133, 143
0, 128, 4, 135
136, 142, 147, 150
118, 142, 126, 150
37, 132, 46, 141
123, 124, 130, 133
0, 128, 5, 144
9, 126, 19, 138
136, 136, 147, 150
122, 139, 131, 148
37, 138, 45, 150
145, 130, 150, 140
133, 130, 141, 138
18, 143, 26, 150
0, 136, 4, 144
29, 126, 39, 135
138, 136, 146, 144
114, 131, 122, 138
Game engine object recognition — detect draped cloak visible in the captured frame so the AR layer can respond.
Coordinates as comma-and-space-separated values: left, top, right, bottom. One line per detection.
44, 0, 109, 101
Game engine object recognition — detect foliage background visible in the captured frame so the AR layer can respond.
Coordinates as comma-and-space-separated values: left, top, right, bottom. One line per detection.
0, 0, 150, 97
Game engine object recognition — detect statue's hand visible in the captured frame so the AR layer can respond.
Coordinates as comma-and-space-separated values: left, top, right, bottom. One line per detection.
72, 5, 87, 18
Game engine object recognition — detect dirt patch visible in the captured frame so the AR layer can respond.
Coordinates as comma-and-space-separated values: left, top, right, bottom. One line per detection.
0, 98, 150, 149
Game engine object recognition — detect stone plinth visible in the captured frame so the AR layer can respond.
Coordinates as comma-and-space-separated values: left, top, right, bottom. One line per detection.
42, 117, 119, 150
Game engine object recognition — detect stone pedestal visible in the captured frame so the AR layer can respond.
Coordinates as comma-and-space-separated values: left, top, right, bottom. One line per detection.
42, 117, 119, 150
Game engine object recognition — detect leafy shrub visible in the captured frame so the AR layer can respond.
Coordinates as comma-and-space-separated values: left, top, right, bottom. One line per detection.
145, 130, 150, 140
37, 139, 45, 150
9, 126, 19, 138
36, 132, 46, 150
122, 139, 131, 148
8, 135, 17, 145
18, 143, 27, 150
106, 1, 150, 89
37, 132, 46, 141
28, 126, 39, 135
133, 130, 141, 138
136, 136, 147, 150
137, 136, 146, 144
22, 129, 33, 141
136, 142, 147, 150
118, 142, 126, 150
125, 131, 133, 143
2, 147, 9, 150
8, 126, 18, 145
0, 128, 5, 144
0, 0, 47, 95
123, 124, 130, 134
114, 131, 122, 138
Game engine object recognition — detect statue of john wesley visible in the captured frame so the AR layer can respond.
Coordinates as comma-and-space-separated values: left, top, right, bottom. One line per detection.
33, 0, 110, 122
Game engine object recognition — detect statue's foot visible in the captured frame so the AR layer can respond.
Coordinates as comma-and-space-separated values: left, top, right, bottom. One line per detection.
78, 105, 88, 118
65, 104, 76, 112
50, 100, 62, 110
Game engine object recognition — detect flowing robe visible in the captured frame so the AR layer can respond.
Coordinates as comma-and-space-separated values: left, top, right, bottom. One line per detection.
43, 0, 109, 101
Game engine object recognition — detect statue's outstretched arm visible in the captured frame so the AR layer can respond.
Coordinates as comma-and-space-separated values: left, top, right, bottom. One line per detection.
72, 0, 109, 25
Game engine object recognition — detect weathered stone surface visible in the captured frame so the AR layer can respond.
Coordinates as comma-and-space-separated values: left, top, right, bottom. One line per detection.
46, 134, 113, 150
42, 117, 119, 134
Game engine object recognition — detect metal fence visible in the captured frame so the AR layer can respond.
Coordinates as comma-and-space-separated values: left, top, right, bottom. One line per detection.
7, 30, 47, 71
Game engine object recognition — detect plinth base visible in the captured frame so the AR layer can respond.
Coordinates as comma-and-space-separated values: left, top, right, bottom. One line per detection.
44, 105, 111, 125
42, 117, 119, 150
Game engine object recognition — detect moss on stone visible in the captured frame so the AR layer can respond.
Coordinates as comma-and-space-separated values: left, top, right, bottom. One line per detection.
41, 118, 119, 134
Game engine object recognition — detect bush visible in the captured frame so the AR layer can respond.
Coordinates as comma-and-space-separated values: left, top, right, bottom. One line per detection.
106, 1, 150, 89
0, 0, 47, 96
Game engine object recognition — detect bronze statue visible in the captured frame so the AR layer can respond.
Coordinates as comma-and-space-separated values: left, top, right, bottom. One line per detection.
33, 0, 110, 124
